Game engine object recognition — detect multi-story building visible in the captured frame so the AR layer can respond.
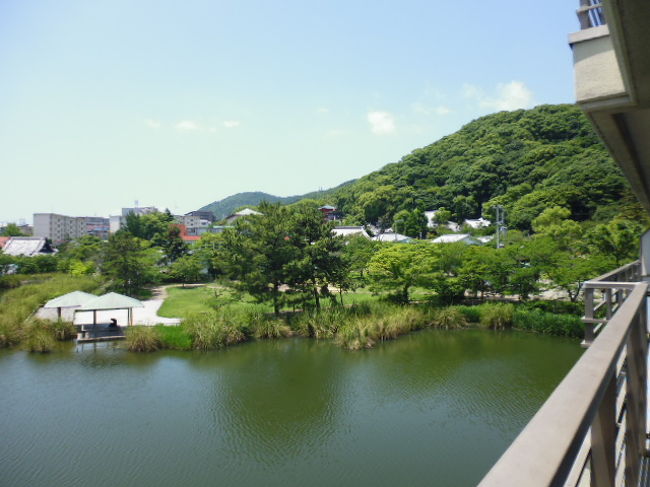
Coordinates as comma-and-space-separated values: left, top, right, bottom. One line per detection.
33, 213, 109, 244
109, 206, 159, 233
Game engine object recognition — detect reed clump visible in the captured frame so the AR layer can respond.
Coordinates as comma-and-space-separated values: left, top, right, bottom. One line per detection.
183, 311, 247, 350
23, 321, 57, 353
478, 303, 515, 330
126, 326, 161, 352
433, 307, 468, 330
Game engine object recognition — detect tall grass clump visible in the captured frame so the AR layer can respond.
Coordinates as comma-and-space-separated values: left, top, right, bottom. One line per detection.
155, 325, 193, 350
291, 307, 346, 339
126, 326, 161, 352
23, 321, 56, 353
479, 303, 515, 330
514, 308, 583, 337
336, 321, 375, 350
183, 311, 246, 350
433, 307, 468, 330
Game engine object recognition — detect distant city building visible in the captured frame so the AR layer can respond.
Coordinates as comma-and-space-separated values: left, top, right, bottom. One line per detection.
185, 210, 215, 223
174, 215, 211, 236
109, 206, 159, 233
33, 213, 109, 244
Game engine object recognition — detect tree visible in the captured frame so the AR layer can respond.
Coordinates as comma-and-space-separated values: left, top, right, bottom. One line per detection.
169, 254, 203, 287
0, 223, 24, 236
367, 243, 438, 303
285, 206, 348, 310
159, 225, 188, 264
585, 219, 643, 265
433, 207, 452, 225
393, 209, 428, 238
218, 203, 297, 315
102, 232, 159, 295
342, 236, 379, 286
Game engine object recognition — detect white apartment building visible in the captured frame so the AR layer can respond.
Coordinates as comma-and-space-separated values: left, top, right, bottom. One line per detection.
33, 214, 109, 244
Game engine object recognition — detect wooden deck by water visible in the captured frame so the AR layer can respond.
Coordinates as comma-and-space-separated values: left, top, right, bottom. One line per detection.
76, 323, 126, 343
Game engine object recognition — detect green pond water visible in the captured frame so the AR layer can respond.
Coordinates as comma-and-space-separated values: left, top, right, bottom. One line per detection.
0, 329, 582, 487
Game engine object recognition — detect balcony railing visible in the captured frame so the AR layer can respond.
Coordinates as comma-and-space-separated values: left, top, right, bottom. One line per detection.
479, 262, 648, 487
578, 0, 606, 29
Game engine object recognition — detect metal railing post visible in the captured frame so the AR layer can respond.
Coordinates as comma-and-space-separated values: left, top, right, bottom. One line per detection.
591, 367, 617, 487
585, 287, 596, 344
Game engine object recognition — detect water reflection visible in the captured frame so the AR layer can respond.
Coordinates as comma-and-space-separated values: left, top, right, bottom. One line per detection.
0, 330, 582, 487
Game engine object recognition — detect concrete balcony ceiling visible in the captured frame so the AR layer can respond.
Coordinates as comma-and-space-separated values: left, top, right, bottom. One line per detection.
570, 0, 650, 210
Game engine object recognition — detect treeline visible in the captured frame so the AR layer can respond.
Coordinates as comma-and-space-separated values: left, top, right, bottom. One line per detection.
314, 104, 634, 230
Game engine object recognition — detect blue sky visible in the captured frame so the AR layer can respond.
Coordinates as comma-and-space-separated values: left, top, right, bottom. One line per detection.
0, 0, 579, 223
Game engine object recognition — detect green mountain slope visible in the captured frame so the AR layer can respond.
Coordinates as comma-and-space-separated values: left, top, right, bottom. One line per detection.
328, 104, 630, 229
198, 181, 355, 220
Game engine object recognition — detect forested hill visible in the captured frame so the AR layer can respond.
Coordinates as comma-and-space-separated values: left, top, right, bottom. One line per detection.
199, 182, 355, 220
329, 104, 632, 229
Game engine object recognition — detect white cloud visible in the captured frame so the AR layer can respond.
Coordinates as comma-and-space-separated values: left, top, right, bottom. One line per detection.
435, 105, 452, 115
146, 119, 161, 129
175, 120, 200, 131
367, 111, 396, 135
463, 81, 535, 111
316, 107, 329, 114
223, 120, 241, 128
208, 126, 218, 133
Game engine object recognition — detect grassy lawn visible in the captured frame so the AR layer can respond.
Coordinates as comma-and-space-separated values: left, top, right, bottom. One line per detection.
157, 284, 434, 318
158, 285, 271, 318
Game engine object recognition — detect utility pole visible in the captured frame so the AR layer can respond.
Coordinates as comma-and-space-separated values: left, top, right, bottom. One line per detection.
495, 205, 506, 249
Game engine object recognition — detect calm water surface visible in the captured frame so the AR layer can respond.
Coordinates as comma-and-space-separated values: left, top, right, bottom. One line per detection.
0, 330, 582, 487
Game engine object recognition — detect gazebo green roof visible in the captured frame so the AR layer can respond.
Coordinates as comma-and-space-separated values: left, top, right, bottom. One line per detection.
78, 292, 144, 311
44, 291, 97, 309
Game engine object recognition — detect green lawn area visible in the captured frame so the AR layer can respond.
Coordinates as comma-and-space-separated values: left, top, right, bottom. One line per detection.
157, 285, 270, 318
157, 284, 427, 318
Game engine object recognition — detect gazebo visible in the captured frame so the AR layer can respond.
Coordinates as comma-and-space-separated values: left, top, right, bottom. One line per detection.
43, 291, 97, 319
76, 292, 144, 327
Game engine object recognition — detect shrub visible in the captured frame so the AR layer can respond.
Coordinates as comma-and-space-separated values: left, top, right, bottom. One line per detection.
336, 321, 375, 350
49, 319, 76, 341
479, 303, 515, 330
126, 326, 161, 352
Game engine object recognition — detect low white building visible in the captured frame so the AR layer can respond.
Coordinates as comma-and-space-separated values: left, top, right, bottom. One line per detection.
432, 233, 480, 245
373, 231, 412, 243
2, 237, 55, 256
225, 208, 262, 224
332, 226, 369, 238
464, 217, 491, 229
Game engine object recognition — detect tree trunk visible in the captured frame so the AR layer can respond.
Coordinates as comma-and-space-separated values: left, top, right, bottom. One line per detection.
313, 281, 320, 311
273, 283, 280, 316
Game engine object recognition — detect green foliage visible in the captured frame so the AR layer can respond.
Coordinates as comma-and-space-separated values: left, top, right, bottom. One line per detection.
168, 254, 203, 285
155, 325, 193, 350
23, 322, 56, 353
102, 232, 159, 295
328, 105, 629, 230
126, 326, 161, 352
1, 223, 25, 236
478, 303, 515, 330
183, 311, 247, 350
393, 209, 428, 238
433, 307, 467, 329
513, 308, 583, 337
